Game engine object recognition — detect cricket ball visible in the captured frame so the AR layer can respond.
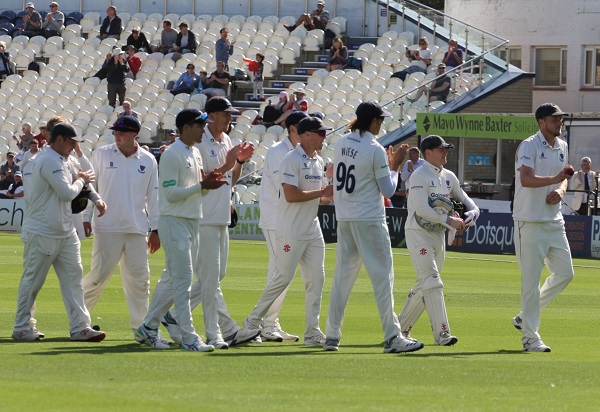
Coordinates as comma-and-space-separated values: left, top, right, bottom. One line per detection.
565, 166, 575, 176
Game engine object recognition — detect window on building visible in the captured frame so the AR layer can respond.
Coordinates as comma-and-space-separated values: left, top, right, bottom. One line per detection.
509, 48, 521, 68
584, 47, 600, 87
534, 47, 567, 86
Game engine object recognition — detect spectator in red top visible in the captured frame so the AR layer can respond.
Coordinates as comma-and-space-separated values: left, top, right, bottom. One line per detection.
124, 45, 142, 79
274, 89, 309, 126
33, 124, 49, 147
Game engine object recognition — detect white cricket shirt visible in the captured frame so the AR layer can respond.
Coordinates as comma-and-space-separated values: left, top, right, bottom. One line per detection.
405, 160, 477, 231
87, 143, 159, 234
158, 138, 205, 219
332, 131, 390, 221
513, 131, 568, 222
22, 148, 86, 238
196, 127, 233, 225
259, 136, 295, 230
277, 144, 325, 240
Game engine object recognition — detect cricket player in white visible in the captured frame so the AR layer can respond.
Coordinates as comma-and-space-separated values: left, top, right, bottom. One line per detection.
399, 135, 479, 346
160, 97, 257, 349
81, 115, 161, 339
241, 116, 333, 345
512, 103, 574, 353
324, 101, 424, 353
136, 109, 226, 352
256, 111, 309, 342
13, 123, 107, 342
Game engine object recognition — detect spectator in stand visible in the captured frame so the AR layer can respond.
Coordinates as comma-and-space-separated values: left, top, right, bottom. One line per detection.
201, 61, 231, 97
171, 63, 202, 95
327, 37, 348, 71
170, 22, 196, 54
99, 6, 122, 40
153, 20, 178, 55
442, 39, 463, 68
408, 63, 451, 103
0, 170, 24, 199
20, 139, 41, 170
198, 70, 209, 91
571, 157, 599, 215
42, 2, 64, 39
400, 147, 424, 189
0, 152, 20, 190
0, 41, 15, 79
118, 100, 140, 119
106, 49, 129, 108
18, 3, 43, 38
90, 52, 112, 80
124, 27, 151, 53
284, 0, 330, 32
215, 28, 235, 70
13, 123, 35, 152
391, 37, 432, 81
33, 124, 49, 147
274, 89, 309, 126
245, 53, 264, 101
124, 45, 142, 79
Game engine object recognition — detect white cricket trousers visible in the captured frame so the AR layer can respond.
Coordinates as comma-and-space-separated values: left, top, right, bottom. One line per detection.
262, 228, 291, 328
514, 220, 574, 342
187, 224, 239, 340
326, 220, 402, 342
143, 216, 200, 345
82, 232, 151, 332
14, 231, 91, 334
247, 235, 325, 340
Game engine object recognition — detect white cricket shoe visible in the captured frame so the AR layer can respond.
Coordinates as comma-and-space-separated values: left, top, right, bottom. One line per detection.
323, 337, 340, 352
512, 315, 522, 331
70, 327, 106, 342
303, 333, 327, 346
260, 326, 283, 342
436, 331, 458, 346
161, 312, 183, 345
135, 324, 171, 349
181, 337, 214, 352
207, 337, 229, 349
12, 328, 41, 341
523, 338, 551, 353
224, 319, 261, 346
279, 328, 299, 342
402, 331, 418, 342
384, 335, 424, 353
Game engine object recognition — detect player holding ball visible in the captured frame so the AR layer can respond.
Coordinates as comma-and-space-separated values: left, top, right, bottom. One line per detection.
511, 103, 574, 353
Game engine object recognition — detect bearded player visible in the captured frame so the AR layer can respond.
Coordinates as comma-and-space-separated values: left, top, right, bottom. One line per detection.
399, 135, 479, 346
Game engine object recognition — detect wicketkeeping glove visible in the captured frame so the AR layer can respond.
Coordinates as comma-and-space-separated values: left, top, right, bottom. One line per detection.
464, 209, 480, 227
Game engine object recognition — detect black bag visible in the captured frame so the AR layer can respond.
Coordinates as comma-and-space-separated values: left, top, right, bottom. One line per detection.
262, 104, 281, 123
27, 61, 40, 73
344, 56, 363, 71
324, 29, 336, 49
234, 68, 249, 81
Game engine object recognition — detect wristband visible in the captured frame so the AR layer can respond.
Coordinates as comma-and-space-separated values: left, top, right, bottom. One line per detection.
236, 159, 245, 164
151, 229, 158, 235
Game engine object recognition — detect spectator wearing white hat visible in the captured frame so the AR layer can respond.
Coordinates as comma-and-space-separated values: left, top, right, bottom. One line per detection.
42, 2, 64, 39
18, 3, 43, 38
106, 48, 129, 108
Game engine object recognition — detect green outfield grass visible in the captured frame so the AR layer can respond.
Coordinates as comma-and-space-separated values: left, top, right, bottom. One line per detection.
0, 232, 599, 411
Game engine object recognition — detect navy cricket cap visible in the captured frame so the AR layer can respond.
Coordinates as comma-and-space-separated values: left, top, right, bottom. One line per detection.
420, 135, 454, 152
51, 123, 83, 141
355, 101, 392, 120
296, 116, 332, 135
175, 109, 212, 128
109, 115, 141, 133
535, 103, 568, 120
285, 111, 309, 129
205, 96, 239, 114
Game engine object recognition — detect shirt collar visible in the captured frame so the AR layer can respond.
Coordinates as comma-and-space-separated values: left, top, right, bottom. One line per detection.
423, 159, 442, 174
535, 131, 561, 150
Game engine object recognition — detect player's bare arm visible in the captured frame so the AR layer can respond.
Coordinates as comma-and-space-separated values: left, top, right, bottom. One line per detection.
282, 183, 333, 203
519, 164, 573, 188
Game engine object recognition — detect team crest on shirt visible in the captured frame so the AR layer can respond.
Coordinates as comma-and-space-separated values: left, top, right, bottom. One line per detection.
559, 153, 564, 162
446, 180, 450, 188
283, 244, 291, 253
210, 149, 217, 157
138, 165, 146, 174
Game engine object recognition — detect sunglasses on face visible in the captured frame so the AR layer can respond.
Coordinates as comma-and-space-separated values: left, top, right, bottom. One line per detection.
311, 130, 327, 137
